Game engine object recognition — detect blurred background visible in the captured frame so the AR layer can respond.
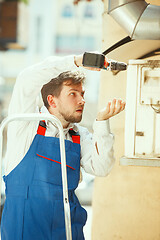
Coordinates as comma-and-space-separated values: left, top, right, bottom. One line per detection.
0, 0, 104, 239
0, 0, 160, 240
0, 0, 104, 124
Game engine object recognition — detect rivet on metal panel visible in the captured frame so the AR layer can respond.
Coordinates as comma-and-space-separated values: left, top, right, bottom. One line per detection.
136, 131, 144, 136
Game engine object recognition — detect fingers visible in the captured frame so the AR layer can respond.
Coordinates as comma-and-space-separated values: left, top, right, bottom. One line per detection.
97, 98, 125, 121
106, 101, 111, 114
120, 101, 126, 112
108, 99, 126, 116
74, 55, 83, 67
109, 99, 116, 115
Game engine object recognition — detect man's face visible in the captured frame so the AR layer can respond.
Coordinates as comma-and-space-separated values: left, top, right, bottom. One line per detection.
54, 81, 85, 125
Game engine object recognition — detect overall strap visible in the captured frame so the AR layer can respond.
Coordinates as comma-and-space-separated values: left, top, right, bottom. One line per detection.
69, 128, 80, 144
37, 122, 80, 144
37, 120, 46, 136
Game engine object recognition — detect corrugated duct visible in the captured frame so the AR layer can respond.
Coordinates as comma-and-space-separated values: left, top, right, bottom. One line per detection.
108, 0, 160, 40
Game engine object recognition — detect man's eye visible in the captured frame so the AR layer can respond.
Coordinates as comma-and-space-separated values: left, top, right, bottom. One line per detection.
70, 92, 75, 96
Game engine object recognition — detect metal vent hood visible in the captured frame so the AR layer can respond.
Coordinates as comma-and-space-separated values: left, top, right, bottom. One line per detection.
108, 0, 160, 40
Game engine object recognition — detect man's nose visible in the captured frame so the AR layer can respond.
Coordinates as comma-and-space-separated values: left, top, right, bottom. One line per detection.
79, 96, 85, 105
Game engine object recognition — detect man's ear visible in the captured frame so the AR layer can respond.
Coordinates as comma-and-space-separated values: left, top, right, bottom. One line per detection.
47, 95, 56, 108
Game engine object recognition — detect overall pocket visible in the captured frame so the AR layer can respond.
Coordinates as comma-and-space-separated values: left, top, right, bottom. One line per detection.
34, 137, 80, 189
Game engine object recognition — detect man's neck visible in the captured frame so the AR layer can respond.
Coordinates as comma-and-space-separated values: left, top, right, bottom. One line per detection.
48, 108, 69, 129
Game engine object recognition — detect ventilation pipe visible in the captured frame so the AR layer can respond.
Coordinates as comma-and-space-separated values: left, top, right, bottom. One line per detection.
108, 0, 160, 40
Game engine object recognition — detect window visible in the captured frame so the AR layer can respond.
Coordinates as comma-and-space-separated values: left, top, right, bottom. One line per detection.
84, 5, 94, 18
61, 5, 74, 18
56, 35, 95, 54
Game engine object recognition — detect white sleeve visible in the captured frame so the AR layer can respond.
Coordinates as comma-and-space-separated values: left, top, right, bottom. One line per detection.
8, 55, 77, 115
80, 120, 115, 177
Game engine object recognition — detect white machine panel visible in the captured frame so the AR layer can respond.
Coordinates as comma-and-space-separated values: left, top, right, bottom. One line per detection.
121, 59, 160, 167
140, 67, 160, 105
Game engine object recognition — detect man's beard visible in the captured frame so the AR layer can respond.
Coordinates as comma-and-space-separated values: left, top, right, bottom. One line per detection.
60, 111, 83, 123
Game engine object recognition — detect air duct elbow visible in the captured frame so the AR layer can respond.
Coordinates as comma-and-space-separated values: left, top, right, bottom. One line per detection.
108, 0, 160, 40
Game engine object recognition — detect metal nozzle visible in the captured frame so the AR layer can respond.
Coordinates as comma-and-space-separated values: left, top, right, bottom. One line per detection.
110, 61, 127, 71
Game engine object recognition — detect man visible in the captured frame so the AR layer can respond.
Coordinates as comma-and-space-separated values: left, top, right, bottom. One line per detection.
1, 54, 125, 240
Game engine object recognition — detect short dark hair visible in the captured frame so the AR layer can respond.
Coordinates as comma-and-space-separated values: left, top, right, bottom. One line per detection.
41, 70, 85, 109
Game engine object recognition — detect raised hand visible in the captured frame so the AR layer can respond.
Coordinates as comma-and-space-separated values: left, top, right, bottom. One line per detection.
97, 99, 126, 121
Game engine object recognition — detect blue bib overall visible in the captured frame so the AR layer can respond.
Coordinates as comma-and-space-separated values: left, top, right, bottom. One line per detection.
1, 121, 87, 240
